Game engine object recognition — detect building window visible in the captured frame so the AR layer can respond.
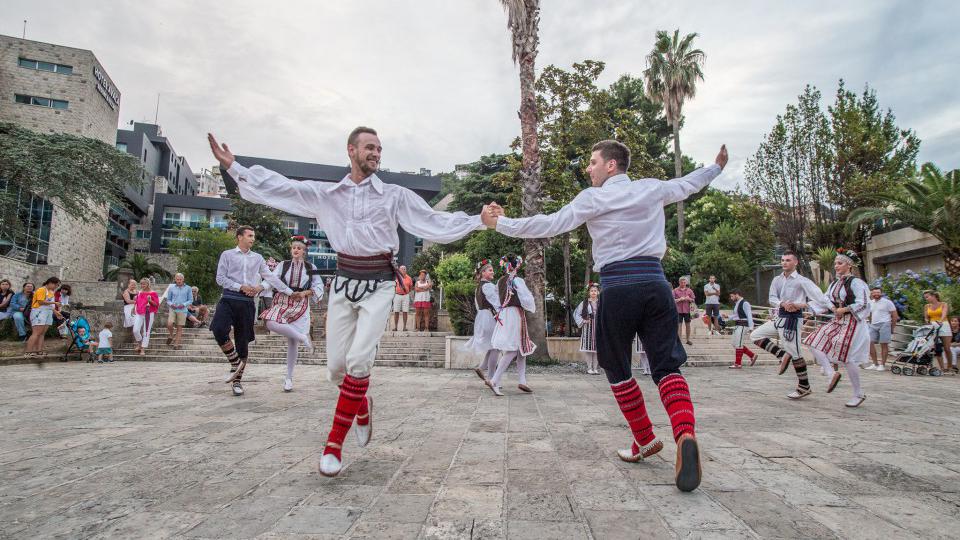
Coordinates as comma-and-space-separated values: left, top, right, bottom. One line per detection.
0, 182, 53, 264
116, 142, 127, 152
18, 57, 73, 75
283, 219, 299, 235
135, 230, 152, 239
14, 94, 68, 110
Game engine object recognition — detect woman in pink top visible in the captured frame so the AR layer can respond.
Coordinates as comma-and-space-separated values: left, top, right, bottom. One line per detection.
673, 277, 696, 345
132, 278, 160, 355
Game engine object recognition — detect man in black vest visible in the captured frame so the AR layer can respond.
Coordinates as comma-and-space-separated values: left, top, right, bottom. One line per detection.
727, 290, 756, 368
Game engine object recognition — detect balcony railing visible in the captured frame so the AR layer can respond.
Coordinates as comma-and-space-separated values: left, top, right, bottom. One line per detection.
108, 219, 130, 240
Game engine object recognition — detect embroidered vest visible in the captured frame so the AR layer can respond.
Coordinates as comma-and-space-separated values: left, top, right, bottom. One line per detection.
497, 276, 522, 308
475, 280, 496, 316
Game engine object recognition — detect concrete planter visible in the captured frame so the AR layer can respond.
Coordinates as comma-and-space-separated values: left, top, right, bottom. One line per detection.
445, 335, 646, 369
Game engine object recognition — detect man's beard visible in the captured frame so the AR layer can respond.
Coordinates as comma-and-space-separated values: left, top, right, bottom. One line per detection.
358, 157, 379, 176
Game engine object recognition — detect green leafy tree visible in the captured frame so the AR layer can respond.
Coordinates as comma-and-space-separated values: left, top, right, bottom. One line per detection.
448, 154, 515, 215
434, 253, 474, 286
849, 163, 960, 278
644, 29, 706, 244
692, 223, 752, 298
225, 196, 290, 260
168, 227, 236, 303
103, 253, 172, 282
0, 122, 143, 243
464, 230, 523, 271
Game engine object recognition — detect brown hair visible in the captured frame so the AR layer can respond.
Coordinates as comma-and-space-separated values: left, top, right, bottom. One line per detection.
348, 126, 378, 147
591, 140, 631, 173
923, 289, 941, 301
235, 225, 254, 238
782, 250, 798, 260
104, 321, 113, 328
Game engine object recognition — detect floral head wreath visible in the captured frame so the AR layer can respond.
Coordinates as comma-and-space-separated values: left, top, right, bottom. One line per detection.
476, 258, 492, 272
835, 247, 861, 267
587, 282, 601, 292
290, 235, 310, 246
499, 255, 523, 273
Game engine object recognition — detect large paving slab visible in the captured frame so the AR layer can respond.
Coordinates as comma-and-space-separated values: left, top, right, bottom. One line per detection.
1, 361, 959, 539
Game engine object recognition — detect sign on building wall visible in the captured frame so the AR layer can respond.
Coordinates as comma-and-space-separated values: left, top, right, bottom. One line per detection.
93, 65, 120, 109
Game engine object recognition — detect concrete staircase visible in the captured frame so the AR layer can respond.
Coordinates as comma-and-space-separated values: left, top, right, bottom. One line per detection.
112, 327, 449, 368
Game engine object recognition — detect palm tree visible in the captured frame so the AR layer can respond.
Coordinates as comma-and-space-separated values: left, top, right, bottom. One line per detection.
849, 163, 960, 277
644, 29, 706, 244
104, 253, 173, 281
497, 0, 550, 360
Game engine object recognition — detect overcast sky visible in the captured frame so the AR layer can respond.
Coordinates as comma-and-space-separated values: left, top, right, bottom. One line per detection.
5, 0, 959, 189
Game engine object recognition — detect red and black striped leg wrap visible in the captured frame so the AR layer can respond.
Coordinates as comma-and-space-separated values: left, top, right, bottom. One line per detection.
657, 374, 696, 442
611, 378, 656, 452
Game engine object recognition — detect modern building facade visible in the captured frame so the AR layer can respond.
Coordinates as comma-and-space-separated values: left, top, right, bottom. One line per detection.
0, 34, 122, 280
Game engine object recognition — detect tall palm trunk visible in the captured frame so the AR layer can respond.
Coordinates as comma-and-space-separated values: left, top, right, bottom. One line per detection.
562, 233, 572, 337
945, 247, 960, 279
672, 117, 684, 244
518, 43, 550, 361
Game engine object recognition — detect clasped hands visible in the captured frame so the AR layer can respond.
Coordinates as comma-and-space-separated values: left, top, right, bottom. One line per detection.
481, 202, 505, 228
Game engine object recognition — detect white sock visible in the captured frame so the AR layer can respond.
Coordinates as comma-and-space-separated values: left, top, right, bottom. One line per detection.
490, 351, 518, 387
846, 360, 863, 397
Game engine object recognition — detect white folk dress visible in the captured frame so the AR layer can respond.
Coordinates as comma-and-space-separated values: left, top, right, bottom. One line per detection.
804, 276, 871, 365
259, 260, 325, 336
490, 276, 537, 356
465, 281, 500, 355
573, 300, 598, 353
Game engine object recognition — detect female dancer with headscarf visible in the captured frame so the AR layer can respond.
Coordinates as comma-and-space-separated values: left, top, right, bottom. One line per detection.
574, 283, 601, 374
487, 254, 536, 396
465, 259, 501, 382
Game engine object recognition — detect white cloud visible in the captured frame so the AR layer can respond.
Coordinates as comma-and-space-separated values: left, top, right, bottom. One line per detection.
5, 0, 958, 184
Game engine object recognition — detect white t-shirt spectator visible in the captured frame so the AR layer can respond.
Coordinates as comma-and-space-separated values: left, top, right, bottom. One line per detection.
98, 328, 113, 349
869, 298, 897, 324
704, 283, 721, 305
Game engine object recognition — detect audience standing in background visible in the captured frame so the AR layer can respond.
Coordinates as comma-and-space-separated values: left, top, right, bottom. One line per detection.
414, 270, 433, 333
866, 287, 898, 371
26, 277, 61, 356
703, 275, 722, 336
923, 290, 952, 374
673, 277, 695, 345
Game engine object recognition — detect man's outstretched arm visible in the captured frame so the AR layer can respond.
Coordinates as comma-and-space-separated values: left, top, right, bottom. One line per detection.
482, 190, 597, 239
660, 145, 728, 205
208, 133, 326, 219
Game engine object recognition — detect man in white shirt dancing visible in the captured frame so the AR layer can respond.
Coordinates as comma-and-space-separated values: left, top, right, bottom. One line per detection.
483, 140, 728, 492
749, 251, 830, 399
209, 127, 483, 477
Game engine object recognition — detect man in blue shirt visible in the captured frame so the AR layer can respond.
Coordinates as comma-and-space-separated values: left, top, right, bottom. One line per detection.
5, 283, 34, 341
165, 273, 193, 349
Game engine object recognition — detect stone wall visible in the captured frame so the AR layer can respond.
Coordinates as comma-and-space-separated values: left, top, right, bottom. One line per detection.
864, 227, 944, 281
47, 205, 109, 281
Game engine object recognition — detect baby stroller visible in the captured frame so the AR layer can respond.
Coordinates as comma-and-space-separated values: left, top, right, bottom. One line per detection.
62, 315, 93, 362
890, 324, 942, 376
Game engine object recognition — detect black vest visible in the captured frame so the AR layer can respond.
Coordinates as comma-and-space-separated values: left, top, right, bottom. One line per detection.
475, 280, 497, 315
280, 259, 318, 293
832, 276, 857, 308
497, 276, 522, 308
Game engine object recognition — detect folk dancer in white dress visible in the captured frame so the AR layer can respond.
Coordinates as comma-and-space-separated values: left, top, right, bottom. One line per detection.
487, 255, 536, 396
727, 289, 757, 368
210, 127, 484, 477
749, 250, 831, 400
465, 259, 501, 382
803, 249, 871, 407
574, 283, 601, 374
634, 336, 651, 375
260, 236, 325, 392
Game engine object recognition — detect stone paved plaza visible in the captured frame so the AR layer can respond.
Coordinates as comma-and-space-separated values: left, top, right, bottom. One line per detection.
1, 362, 959, 539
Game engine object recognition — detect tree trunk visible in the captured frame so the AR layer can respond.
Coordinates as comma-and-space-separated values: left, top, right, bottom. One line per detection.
944, 247, 960, 279
562, 233, 572, 337
672, 117, 684, 245
582, 232, 593, 287
517, 44, 551, 362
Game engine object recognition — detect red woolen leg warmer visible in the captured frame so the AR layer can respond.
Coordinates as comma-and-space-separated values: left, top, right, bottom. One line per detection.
323, 374, 369, 459
734, 348, 744, 366
611, 378, 656, 447
658, 374, 696, 442
356, 395, 370, 427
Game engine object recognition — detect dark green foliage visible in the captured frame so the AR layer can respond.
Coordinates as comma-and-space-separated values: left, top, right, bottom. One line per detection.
225, 195, 290, 260
168, 227, 236, 304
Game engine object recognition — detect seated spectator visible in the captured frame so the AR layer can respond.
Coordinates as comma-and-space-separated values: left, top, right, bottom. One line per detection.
6, 283, 34, 341
54, 283, 72, 323
0, 279, 14, 322
187, 286, 208, 328
75, 326, 97, 356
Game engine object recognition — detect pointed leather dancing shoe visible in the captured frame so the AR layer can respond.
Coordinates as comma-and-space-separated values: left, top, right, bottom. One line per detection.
845, 395, 866, 408
617, 438, 664, 463
777, 354, 792, 375
826, 371, 842, 393
517, 384, 533, 393
355, 396, 373, 447
674, 434, 702, 492
319, 450, 342, 477
474, 367, 487, 381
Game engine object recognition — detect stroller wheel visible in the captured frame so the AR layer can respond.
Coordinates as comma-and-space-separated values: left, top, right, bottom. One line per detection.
930, 368, 942, 377
903, 367, 914, 376
890, 365, 902, 375
916, 366, 928, 376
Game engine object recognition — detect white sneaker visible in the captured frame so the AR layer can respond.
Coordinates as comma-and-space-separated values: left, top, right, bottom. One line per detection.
232, 382, 244, 396
355, 396, 372, 447
283, 378, 293, 392
864, 365, 875, 371
877, 365, 886, 371
319, 453, 342, 477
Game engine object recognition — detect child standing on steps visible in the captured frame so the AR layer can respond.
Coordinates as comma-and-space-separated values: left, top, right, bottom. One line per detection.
97, 322, 114, 363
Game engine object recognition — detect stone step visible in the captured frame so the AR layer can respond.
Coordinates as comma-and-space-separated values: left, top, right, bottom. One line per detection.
109, 355, 442, 368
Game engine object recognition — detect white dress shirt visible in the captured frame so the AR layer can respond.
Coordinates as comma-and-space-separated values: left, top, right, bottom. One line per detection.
768, 271, 830, 314
227, 163, 484, 257
216, 247, 293, 296
495, 165, 722, 270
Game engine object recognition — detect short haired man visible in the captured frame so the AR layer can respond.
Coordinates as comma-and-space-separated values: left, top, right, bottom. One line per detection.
749, 251, 830, 399
165, 273, 192, 349
482, 139, 729, 492
703, 276, 722, 335
727, 290, 756, 368
674, 277, 695, 345
211, 226, 294, 397
392, 265, 413, 332
866, 287, 898, 371
210, 126, 483, 477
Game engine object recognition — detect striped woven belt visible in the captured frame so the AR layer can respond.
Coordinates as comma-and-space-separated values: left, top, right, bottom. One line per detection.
336, 252, 396, 281
599, 256, 666, 288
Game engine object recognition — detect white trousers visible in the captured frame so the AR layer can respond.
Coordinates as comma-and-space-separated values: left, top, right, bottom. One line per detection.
749, 319, 803, 359
132, 312, 154, 347
325, 277, 395, 384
